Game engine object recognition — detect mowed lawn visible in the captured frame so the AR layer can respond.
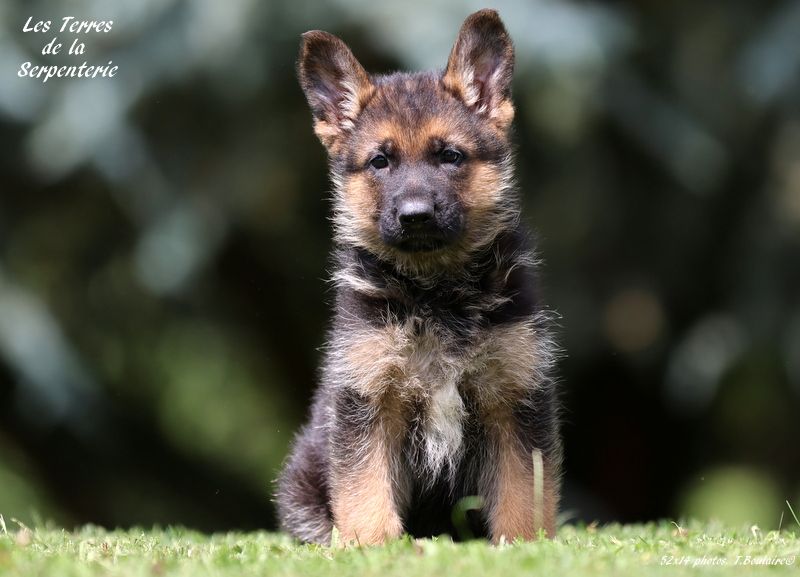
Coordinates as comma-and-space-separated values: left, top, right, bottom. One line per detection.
0, 519, 798, 577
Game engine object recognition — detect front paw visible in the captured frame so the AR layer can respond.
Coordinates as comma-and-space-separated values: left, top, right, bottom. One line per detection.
335, 509, 403, 546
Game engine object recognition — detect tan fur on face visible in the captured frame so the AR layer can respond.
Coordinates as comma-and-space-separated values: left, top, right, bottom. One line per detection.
458, 160, 516, 255
344, 117, 511, 214
335, 172, 382, 250
463, 161, 505, 212
334, 115, 477, 255
333, 129, 517, 281
360, 117, 474, 161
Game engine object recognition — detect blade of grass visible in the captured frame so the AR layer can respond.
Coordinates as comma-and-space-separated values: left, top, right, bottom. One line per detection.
532, 449, 544, 535
330, 525, 340, 548
786, 500, 800, 529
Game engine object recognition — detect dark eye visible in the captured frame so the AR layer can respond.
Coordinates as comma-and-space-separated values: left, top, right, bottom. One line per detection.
370, 154, 389, 169
440, 149, 462, 165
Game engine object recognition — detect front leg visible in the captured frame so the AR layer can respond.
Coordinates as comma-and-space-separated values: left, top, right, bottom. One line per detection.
329, 387, 407, 545
482, 389, 561, 542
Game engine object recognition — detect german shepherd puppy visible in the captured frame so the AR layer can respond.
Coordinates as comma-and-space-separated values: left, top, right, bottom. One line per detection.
277, 9, 561, 545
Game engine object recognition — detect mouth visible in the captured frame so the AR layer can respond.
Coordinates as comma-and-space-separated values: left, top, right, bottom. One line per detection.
389, 220, 455, 252
394, 234, 448, 253
379, 215, 463, 253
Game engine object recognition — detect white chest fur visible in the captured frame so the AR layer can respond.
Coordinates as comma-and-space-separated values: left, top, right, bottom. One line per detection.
401, 328, 468, 475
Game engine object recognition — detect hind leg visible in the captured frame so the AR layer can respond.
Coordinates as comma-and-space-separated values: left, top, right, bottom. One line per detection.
276, 425, 334, 544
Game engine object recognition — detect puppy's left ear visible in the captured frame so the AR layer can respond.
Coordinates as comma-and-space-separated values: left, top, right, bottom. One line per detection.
442, 9, 514, 130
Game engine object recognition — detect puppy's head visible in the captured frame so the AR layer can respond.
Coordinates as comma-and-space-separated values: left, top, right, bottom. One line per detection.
299, 9, 517, 275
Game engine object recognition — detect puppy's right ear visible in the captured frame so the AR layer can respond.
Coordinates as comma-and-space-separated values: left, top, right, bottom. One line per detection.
298, 31, 374, 150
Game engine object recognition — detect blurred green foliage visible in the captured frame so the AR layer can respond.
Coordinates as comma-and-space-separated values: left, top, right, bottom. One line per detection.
679, 467, 782, 528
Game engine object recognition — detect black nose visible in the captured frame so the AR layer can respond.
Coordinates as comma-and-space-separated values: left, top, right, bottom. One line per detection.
397, 197, 434, 226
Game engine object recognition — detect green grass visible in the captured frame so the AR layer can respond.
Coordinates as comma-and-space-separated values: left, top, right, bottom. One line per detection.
0, 519, 798, 577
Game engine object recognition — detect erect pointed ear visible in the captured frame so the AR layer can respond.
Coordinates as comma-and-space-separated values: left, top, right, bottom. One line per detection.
298, 31, 374, 149
442, 9, 515, 130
